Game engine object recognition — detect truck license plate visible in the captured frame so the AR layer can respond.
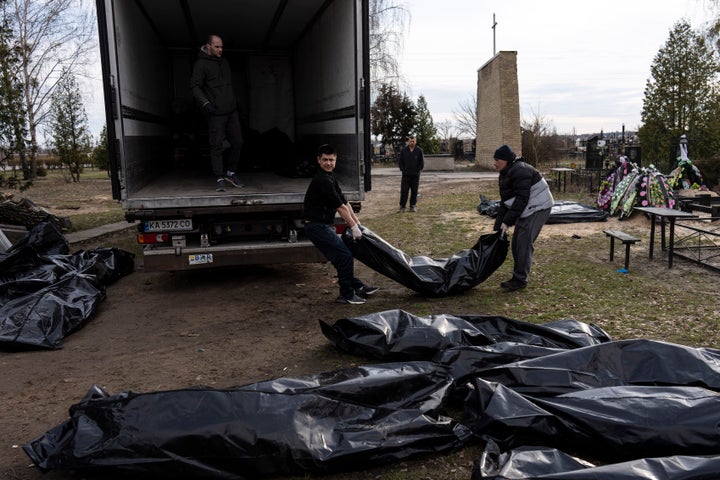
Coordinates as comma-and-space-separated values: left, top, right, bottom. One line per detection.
144, 219, 193, 232
188, 253, 213, 265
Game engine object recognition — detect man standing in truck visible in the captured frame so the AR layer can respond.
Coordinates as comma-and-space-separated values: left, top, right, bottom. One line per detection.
303, 144, 379, 305
190, 34, 244, 192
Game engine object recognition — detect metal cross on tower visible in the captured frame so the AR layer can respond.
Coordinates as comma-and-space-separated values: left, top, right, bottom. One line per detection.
492, 13, 497, 55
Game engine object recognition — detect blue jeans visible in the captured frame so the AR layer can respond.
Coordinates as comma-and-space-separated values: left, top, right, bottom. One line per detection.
304, 222, 364, 299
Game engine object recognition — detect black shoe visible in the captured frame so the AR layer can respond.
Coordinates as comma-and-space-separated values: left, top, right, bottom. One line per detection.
225, 173, 244, 188
215, 178, 226, 192
500, 279, 527, 291
336, 294, 366, 305
356, 285, 379, 297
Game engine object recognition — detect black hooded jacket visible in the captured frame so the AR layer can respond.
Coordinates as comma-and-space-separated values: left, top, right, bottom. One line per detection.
190, 46, 237, 115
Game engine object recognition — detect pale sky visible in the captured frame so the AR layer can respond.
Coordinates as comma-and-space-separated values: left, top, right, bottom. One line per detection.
82, 1, 714, 139
398, 0, 714, 136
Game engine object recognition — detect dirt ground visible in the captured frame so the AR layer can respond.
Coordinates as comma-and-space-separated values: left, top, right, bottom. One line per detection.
0, 170, 700, 479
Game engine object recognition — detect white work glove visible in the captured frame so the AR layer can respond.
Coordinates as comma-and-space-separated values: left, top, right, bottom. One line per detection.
500, 223, 509, 237
351, 224, 362, 240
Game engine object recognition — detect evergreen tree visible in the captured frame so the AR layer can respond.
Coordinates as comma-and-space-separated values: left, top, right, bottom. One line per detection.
370, 83, 416, 157
0, 4, 28, 187
640, 20, 720, 172
414, 95, 440, 154
49, 69, 91, 182
92, 124, 110, 173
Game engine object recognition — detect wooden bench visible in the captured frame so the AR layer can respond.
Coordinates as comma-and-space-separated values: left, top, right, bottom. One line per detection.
689, 203, 720, 218
604, 230, 641, 270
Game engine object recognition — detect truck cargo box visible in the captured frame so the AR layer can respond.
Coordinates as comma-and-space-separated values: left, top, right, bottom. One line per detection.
96, 0, 370, 270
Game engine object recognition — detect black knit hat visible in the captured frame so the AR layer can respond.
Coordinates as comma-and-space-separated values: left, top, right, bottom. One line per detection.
494, 145, 515, 162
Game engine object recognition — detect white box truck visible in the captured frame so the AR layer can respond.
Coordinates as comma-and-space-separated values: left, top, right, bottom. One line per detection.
95, 0, 371, 271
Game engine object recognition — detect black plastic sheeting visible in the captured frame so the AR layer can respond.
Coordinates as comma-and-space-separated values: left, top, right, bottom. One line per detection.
473, 441, 720, 479
343, 226, 508, 296
322, 312, 720, 478
25, 305, 720, 479
545, 200, 609, 224
477, 197, 609, 224
320, 309, 610, 363
24, 362, 472, 479
465, 339, 720, 477
0, 222, 135, 349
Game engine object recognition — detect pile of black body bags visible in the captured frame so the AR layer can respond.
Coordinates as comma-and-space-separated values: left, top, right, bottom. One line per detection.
1, 222, 134, 349
24, 304, 720, 479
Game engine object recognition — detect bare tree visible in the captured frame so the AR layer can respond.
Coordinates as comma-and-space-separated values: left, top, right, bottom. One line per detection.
369, 0, 409, 90
436, 120, 455, 142
453, 94, 477, 139
435, 119, 456, 151
521, 105, 559, 166
7, 0, 95, 179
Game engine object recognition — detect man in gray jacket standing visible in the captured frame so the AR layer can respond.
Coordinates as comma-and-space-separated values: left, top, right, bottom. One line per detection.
492, 144, 554, 291
190, 34, 244, 191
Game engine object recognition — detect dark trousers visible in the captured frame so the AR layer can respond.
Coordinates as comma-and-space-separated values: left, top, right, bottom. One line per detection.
511, 207, 551, 284
304, 222, 364, 299
208, 110, 243, 177
399, 174, 420, 208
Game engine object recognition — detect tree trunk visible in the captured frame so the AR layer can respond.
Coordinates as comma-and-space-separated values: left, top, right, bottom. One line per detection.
27, 107, 38, 179
13, 124, 30, 180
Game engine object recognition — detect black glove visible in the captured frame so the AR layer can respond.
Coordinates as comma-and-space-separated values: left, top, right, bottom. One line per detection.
203, 102, 217, 115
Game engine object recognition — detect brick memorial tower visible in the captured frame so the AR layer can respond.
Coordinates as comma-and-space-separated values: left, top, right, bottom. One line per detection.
475, 51, 521, 169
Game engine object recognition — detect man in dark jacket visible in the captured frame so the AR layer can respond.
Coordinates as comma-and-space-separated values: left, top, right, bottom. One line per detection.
304, 144, 379, 305
190, 34, 244, 192
492, 144, 554, 291
397, 135, 424, 212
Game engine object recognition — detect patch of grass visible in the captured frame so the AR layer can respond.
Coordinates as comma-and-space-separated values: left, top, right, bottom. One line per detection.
67, 209, 125, 232
370, 186, 483, 257
12, 172, 720, 480
39, 167, 110, 181
364, 179, 720, 350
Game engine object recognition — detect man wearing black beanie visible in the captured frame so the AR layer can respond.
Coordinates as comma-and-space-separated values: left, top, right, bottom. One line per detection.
492, 145, 554, 290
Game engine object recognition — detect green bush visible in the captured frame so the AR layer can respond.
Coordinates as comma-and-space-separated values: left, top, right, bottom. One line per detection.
695, 156, 720, 190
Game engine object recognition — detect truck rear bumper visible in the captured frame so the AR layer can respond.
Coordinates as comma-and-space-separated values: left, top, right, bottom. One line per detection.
141, 240, 326, 271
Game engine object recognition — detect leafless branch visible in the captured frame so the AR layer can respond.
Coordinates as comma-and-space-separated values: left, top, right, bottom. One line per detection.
453, 94, 477, 138
8, 0, 95, 176
369, 0, 409, 91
